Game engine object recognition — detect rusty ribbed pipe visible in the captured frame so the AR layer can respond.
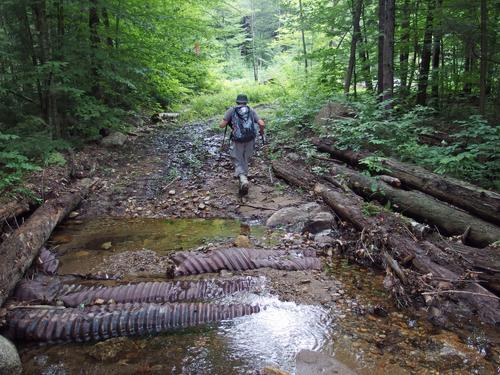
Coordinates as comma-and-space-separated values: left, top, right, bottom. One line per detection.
6, 302, 260, 343
173, 248, 322, 276
61, 277, 256, 307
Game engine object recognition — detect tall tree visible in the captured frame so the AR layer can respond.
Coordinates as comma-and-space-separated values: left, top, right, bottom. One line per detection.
298, 0, 309, 75
479, 0, 488, 114
382, 0, 395, 101
344, 0, 363, 94
377, 0, 384, 95
399, 0, 411, 94
416, 0, 435, 105
431, 0, 443, 99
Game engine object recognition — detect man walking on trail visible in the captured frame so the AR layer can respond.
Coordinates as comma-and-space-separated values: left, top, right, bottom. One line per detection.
220, 94, 265, 196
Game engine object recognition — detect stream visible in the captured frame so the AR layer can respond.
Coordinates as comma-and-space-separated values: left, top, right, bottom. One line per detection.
15, 217, 499, 375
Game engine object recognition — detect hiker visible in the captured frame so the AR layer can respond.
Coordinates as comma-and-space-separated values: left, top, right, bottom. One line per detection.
220, 94, 265, 195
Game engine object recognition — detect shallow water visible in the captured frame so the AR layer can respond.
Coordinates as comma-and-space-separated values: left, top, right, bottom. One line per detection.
18, 292, 333, 375
49, 217, 276, 276
14, 218, 500, 374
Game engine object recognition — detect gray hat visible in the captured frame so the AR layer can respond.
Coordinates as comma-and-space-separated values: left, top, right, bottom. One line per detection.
236, 94, 249, 104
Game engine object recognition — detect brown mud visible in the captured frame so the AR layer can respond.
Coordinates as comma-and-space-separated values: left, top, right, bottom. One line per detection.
8, 116, 500, 374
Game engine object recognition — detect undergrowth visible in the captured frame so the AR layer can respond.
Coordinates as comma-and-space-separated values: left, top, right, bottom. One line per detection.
269, 84, 499, 190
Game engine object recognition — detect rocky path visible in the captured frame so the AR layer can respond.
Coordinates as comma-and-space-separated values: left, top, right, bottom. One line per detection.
79, 116, 310, 225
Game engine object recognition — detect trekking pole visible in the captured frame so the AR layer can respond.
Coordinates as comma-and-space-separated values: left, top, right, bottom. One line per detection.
217, 125, 228, 168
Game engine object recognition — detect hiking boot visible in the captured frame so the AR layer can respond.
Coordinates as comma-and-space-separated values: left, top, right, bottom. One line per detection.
239, 174, 249, 196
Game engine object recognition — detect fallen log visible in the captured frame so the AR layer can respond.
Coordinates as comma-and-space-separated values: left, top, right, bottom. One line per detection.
312, 138, 500, 225
426, 239, 500, 294
0, 201, 30, 223
272, 160, 500, 324
0, 178, 95, 307
328, 164, 500, 247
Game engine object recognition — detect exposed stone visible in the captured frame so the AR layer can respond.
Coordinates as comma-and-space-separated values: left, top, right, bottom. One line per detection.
234, 235, 252, 248
101, 242, 113, 250
0, 335, 22, 375
261, 367, 290, 375
313, 230, 336, 247
266, 202, 334, 235
101, 132, 128, 148
296, 349, 357, 375
266, 207, 309, 228
303, 212, 335, 234
87, 337, 131, 362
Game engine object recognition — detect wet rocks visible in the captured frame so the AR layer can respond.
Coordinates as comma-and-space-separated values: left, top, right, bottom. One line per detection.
313, 230, 336, 248
295, 349, 357, 375
234, 235, 252, 248
88, 337, 132, 361
303, 212, 335, 234
266, 203, 334, 233
101, 132, 128, 148
0, 335, 22, 375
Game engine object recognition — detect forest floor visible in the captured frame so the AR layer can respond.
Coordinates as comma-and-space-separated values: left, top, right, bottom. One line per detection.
11, 115, 500, 374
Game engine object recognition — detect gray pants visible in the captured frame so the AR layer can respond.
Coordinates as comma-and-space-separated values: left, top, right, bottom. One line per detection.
230, 139, 255, 177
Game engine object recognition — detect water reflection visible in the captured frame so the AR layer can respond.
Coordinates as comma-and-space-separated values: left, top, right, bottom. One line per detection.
219, 295, 333, 374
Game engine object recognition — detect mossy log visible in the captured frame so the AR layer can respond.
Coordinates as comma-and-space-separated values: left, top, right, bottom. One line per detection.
0, 201, 30, 223
312, 137, 500, 225
328, 164, 500, 247
272, 160, 500, 324
0, 178, 95, 307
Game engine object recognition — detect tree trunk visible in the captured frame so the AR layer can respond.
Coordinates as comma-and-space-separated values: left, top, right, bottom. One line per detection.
102, 7, 113, 47
360, 4, 373, 91
399, 0, 411, 94
463, 40, 473, 94
272, 160, 500, 324
344, 0, 363, 94
89, 0, 101, 98
299, 0, 308, 75
431, 0, 443, 99
311, 138, 500, 225
0, 201, 30, 224
0, 179, 95, 308
377, 0, 384, 95
328, 164, 500, 247
416, 0, 435, 105
382, 0, 395, 101
407, 0, 420, 90
479, 0, 488, 114
250, 0, 258, 82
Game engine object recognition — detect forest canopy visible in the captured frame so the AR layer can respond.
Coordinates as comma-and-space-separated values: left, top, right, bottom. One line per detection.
0, 0, 498, 194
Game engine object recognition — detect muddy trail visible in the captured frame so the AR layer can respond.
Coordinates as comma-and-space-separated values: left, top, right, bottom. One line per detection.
9, 116, 500, 375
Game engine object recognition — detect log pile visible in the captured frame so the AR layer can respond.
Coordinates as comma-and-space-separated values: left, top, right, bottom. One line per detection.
311, 137, 500, 225
0, 178, 95, 307
327, 164, 500, 247
272, 159, 500, 325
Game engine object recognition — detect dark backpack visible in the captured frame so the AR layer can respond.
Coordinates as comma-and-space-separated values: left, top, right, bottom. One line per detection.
230, 105, 256, 143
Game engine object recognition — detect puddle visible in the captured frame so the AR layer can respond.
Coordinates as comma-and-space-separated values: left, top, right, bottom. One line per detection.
49, 217, 277, 276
